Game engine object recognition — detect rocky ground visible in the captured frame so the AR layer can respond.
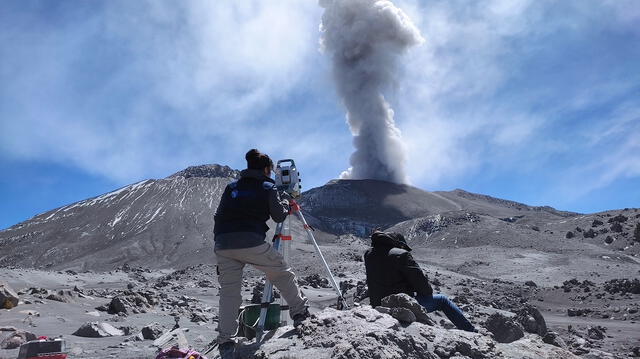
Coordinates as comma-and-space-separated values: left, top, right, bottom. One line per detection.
1, 237, 638, 358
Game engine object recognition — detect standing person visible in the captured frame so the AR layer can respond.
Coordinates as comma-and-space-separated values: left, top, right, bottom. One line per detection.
363, 230, 476, 332
213, 149, 309, 358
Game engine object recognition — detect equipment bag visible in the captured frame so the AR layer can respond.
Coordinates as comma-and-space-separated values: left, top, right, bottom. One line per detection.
18, 338, 67, 359
237, 303, 281, 339
155, 346, 209, 359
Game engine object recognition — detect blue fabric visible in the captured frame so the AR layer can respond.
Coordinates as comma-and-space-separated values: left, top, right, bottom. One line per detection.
416, 293, 476, 332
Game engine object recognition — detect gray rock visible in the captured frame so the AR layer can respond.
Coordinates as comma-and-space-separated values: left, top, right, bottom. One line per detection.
73, 322, 124, 337
141, 323, 164, 340
582, 349, 619, 359
381, 293, 433, 325
543, 331, 567, 349
0, 330, 37, 349
516, 304, 547, 336
190, 311, 208, 323
107, 296, 128, 314
126, 333, 144, 342
300, 274, 330, 288
610, 222, 623, 233
484, 313, 524, 343
375, 306, 391, 315
390, 307, 416, 323
0, 282, 19, 309
46, 293, 68, 303
587, 326, 605, 340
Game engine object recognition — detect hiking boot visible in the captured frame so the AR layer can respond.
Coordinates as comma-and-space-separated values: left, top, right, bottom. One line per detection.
218, 341, 235, 359
293, 308, 310, 328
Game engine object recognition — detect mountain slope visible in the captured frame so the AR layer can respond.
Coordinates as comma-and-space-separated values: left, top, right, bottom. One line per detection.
1, 165, 637, 272
0, 165, 238, 270
298, 180, 577, 236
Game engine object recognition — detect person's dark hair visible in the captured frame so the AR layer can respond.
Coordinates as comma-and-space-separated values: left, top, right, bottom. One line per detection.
245, 149, 273, 170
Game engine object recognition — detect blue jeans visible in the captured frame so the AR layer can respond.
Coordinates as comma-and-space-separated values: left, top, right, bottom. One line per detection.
416, 293, 476, 332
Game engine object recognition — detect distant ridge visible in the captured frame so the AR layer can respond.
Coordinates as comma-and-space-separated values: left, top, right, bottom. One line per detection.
444, 189, 579, 217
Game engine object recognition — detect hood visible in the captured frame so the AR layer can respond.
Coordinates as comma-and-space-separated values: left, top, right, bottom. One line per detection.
371, 230, 411, 251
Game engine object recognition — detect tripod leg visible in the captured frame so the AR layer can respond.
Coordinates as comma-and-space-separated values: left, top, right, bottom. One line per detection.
293, 209, 348, 309
255, 222, 284, 341
279, 215, 292, 325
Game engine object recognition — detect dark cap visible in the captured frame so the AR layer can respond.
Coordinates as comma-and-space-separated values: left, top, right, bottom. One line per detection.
245, 149, 274, 170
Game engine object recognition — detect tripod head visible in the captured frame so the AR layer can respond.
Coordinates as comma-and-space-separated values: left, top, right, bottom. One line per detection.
274, 159, 302, 198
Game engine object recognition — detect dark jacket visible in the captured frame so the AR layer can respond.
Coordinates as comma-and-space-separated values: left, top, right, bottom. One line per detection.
213, 169, 289, 250
363, 231, 433, 307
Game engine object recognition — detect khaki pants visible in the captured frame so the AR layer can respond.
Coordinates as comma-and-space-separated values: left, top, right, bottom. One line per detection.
215, 242, 308, 343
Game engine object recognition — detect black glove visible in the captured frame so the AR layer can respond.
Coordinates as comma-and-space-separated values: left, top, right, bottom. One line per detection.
279, 190, 293, 200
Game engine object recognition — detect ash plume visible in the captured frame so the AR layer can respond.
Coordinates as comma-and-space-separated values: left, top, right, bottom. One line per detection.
320, 0, 423, 183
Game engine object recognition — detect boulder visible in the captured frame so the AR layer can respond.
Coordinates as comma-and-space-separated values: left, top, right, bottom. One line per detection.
389, 307, 416, 323
484, 313, 524, 343
603, 278, 640, 295
0, 282, 19, 309
108, 296, 128, 314
567, 308, 591, 317
0, 330, 37, 349
46, 293, 68, 303
610, 222, 623, 233
516, 305, 547, 336
73, 322, 124, 337
608, 214, 628, 223
300, 274, 330, 288
141, 323, 164, 340
587, 326, 605, 340
381, 293, 433, 325
190, 311, 209, 324
543, 331, 567, 349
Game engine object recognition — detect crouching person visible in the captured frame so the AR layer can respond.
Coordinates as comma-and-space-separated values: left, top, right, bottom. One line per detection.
213, 149, 310, 358
364, 230, 476, 332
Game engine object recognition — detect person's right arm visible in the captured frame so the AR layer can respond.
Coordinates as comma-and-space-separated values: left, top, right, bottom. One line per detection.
398, 252, 433, 297
268, 188, 290, 223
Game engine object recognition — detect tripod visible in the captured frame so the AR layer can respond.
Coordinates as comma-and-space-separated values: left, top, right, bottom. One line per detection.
255, 199, 347, 341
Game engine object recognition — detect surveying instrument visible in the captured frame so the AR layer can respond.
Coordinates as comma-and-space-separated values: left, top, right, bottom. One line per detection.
252, 159, 348, 341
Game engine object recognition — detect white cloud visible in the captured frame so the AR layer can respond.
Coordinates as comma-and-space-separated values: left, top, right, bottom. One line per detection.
392, 0, 639, 194
0, 1, 325, 182
1, 0, 637, 206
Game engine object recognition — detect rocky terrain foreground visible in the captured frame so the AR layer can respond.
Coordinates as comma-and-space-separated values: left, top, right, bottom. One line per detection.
1, 254, 638, 358
1, 164, 639, 358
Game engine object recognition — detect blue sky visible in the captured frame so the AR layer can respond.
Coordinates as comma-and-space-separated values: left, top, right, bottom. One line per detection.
1, 0, 639, 230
